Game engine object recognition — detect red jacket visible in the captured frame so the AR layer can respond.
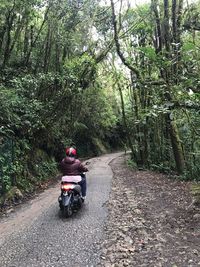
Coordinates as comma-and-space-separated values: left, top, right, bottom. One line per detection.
60, 156, 88, 176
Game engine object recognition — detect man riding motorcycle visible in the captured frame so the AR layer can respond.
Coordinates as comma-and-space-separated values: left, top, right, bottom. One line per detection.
60, 147, 88, 200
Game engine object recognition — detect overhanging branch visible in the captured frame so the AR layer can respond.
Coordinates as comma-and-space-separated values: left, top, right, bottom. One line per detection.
110, 0, 141, 79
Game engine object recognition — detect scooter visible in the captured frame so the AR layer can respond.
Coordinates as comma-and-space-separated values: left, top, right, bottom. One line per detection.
58, 181, 83, 217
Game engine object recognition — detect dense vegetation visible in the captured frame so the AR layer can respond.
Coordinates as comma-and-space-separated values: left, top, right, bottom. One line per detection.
0, 0, 200, 199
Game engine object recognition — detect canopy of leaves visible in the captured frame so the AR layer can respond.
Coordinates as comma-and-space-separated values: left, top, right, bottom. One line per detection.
1, 0, 200, 197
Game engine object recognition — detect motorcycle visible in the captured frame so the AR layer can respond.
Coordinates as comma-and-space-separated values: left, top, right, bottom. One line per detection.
58, 180, 83, 217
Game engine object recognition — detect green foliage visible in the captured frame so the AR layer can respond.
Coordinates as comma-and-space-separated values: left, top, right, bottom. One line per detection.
98, 0, 200, 179
138, 47, 157, 61
126, 158, 137, 169
94, 6, 113, 35
34, 159, 57, 182
150, 163, 173, 174
1, 0, 200, 201
0, 0, 122, 198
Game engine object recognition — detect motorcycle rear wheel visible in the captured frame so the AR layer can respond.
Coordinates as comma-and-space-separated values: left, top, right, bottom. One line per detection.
62, 204, 73, 217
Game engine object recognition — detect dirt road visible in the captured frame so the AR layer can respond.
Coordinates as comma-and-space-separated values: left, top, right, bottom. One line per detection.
0, 153, 122, 267
1, 153, 199, 267
99, 155, 200, 267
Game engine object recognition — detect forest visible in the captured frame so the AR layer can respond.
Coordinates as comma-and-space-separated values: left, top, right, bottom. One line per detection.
0, 0, 200, 200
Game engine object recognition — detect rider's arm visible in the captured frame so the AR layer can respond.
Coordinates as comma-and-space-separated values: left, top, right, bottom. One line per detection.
78, 163, 88, 173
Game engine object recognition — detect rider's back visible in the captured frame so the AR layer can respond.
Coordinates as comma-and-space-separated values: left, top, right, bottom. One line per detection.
60, 156, 87, 176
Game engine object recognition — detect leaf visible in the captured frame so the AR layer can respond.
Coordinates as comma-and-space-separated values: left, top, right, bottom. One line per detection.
169, 113, 174, 120
138, 47, 157, 61
182, 42, 196, 52
165, 102, 174, 108
73, 121, 88, 132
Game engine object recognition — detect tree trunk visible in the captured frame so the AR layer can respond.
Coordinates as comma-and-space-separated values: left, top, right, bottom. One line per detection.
25, 6, 50, 66
23, 17, 30, 64
167, 115, 185, 173
0, 24, 7, 54
118, 82, 137, 161
55, 38, 61, 72
2, 13, 14, 68
162, 0, 185, 174
44, 26, 52, 73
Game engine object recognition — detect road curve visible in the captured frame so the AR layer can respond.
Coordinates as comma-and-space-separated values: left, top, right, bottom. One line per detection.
0, 152, 122, 267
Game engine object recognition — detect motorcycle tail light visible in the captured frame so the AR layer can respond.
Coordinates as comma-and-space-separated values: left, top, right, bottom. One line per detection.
61, 184, 74, 191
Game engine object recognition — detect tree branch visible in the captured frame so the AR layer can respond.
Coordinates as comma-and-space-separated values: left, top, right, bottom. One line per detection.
110, 0, 141, 79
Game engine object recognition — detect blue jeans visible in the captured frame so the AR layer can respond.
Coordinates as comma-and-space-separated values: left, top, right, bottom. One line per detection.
78, 174, 87, 197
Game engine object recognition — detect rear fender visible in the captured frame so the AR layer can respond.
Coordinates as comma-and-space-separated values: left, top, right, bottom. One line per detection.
62, 194, 72, 207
